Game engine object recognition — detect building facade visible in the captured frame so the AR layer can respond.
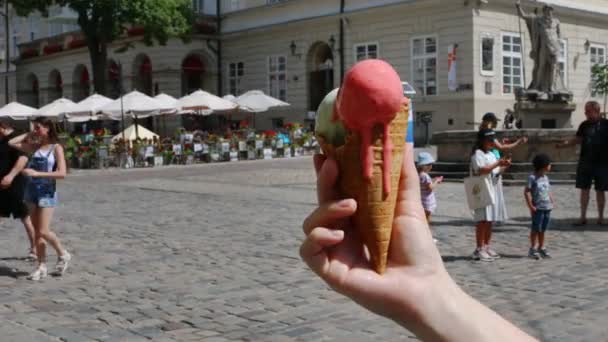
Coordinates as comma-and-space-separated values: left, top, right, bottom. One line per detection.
9, 0, 608, 140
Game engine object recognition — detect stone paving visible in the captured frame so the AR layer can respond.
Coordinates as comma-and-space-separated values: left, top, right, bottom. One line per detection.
0, 156, 607, 341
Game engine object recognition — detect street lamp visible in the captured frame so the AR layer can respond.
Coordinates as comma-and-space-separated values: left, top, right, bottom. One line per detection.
0, 1, 10, 104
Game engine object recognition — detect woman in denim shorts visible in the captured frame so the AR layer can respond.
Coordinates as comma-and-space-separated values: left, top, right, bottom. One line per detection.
10, 117, 71, 281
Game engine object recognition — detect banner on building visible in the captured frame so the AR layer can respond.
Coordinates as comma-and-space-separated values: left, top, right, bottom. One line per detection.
448, 44, 458, 92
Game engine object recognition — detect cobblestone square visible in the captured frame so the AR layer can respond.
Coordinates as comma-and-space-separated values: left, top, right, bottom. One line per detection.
1, 157, 607, 341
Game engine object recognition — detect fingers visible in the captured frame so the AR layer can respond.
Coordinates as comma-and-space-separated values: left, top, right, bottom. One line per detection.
300, 227, 345, 277
313, 154, 326, 176
395, 145, 425, 217
317, 157, 340, 204
303, 199, 357, 235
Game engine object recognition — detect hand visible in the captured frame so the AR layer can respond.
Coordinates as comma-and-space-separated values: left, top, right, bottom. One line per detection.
498, 158, 511, 167
0, 175, 13, 189
434, 176, 444, 184
530, 206, 537, 215
300, 150, 452, 334
516, 0, 521, 6
520, 136, 528, 144
22, 168, 39, 178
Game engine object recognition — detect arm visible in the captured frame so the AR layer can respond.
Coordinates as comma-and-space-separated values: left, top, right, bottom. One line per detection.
25, 145, 67, 180
0, 155, 28, 189
301, 152, 537, 342
556, 136, 582, 148
495, 136, 527, 151
8, 133, 37, 154
478, 160, 502, 175
524, 187, 536, 213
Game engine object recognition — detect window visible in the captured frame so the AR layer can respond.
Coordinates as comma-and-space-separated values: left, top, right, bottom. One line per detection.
501, 32, 523, 94
557, 39, 568, 86
228, 62, 244, 95
411, 35, 437, 96
267, 0, 288, 4
28, 16, 38, 42
481, 36, 495, 75
590, 44, 606, 97
354, 42, 379, 62
268, 55, 287, 101
541, 119, 557, 129
192, 0, 205, 13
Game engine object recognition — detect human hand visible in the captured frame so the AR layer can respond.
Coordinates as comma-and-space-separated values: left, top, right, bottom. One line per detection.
22, 168, 39, 178
434, 176, 444, 184
520, 136, 528, 144
0, 175, 13, 189
300, 149, 454, 335
516, 0, 521, 6
529, 206, 537, 215
498, 158, 512, 168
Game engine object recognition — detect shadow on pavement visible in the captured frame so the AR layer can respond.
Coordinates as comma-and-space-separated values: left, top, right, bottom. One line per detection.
0, 265, 28, 278
0, 256, 29, 262
510, 216, 608, 232
442, 253, 526, 263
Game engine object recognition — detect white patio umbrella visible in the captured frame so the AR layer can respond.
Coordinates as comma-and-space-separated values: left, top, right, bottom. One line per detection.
222, 94, 237, 102
153, 93, 179, 114
178, 89, 237, 115
0, 102, 37, 120
65, 93, 113, 123
35, 98, 77, 119
234, 90, 290, 112
101, 90, 174, 140
100, 90, 175, 119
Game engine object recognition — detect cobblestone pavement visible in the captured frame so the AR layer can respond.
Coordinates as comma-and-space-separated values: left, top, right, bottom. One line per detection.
1, 157, 607, 341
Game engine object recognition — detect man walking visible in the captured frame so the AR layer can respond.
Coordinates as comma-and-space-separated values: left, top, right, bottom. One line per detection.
0, 119, 36, 259
558, 101, 608, 225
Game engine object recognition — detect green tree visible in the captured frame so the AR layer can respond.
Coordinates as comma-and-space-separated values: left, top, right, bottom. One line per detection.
16, 0, 193, 95
591, 63, 608, 115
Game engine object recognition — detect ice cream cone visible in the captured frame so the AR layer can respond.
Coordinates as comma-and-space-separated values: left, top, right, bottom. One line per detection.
335, 104, 409, 274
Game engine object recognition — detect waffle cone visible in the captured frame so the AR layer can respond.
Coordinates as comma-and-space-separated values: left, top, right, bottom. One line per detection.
335, 105, 409, 274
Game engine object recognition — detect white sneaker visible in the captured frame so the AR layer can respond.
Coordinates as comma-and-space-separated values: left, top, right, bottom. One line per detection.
55, 252, 72, 276
27, 264, 48, 281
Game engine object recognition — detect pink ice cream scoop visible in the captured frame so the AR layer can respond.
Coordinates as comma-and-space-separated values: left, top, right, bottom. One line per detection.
334, 59, 404, 195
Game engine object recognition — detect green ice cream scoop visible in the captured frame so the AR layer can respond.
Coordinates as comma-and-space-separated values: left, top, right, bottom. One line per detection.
315, 88, 347, 147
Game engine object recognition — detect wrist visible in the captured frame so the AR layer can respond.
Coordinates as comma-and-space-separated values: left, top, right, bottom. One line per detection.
392, 272, 465, 341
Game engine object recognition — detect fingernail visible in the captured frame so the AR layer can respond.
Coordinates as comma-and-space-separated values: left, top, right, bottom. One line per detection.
332, 230, 344, 238
338, 199, 354, 209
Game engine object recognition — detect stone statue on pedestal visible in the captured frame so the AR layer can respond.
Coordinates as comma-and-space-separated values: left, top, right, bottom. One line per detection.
516, 0, 571, 101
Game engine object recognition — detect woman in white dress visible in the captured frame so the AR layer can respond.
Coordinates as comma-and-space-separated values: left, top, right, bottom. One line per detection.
471, 129, 512, 262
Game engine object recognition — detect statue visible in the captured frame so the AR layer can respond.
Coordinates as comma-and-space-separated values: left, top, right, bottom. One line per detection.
516, 0, 569, 99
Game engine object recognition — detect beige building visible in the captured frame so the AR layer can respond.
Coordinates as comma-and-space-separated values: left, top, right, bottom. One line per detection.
10, 0, 608, 141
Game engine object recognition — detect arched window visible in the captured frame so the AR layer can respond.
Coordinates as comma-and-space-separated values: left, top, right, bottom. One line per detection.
181, 54, 205, 95
48, 69, 63, 101
72, 65, 90, 101
133, 54, 153, 95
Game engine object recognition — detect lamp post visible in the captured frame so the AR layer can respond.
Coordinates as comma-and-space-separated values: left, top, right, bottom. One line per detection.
0, 1, 10, 104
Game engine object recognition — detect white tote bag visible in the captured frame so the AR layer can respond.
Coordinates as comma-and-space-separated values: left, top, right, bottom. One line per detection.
464, 174, 496, 211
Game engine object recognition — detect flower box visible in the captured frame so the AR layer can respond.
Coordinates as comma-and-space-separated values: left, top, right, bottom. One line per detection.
21, 48, 39, 59
230, 151, 238, 162
68, 39, 86, 49
43, 44, 63, 55
263, 148, 273, 160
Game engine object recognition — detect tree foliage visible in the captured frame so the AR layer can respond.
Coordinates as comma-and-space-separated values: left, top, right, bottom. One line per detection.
591, 64, 608, 113
15, 0, 194, 95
